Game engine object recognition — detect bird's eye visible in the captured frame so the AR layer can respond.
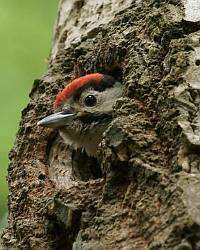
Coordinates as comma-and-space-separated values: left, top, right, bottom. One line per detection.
84, 95, 97, 106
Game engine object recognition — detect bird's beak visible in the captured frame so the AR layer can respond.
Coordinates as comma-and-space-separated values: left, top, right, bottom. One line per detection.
37, 111, 75, 128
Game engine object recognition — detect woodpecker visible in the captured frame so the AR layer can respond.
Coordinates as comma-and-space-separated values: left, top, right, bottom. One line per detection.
38, 73, 122, 156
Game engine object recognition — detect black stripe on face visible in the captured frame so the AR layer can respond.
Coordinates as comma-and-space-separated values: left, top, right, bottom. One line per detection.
77, 112, 112, 124
73, 75, 117, 101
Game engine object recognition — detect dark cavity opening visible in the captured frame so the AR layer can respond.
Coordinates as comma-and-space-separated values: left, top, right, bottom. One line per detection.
46, 134, 102, 183
195, 59, 200, 66
72, 149, 102, 181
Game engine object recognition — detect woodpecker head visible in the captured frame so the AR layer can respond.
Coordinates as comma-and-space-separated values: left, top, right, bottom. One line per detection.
38, 73, 122, 156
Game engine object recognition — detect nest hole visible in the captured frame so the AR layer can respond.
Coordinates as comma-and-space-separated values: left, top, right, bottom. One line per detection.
72, 149, 102, 181
46, 134, 102, 185
195, 59, 200, 66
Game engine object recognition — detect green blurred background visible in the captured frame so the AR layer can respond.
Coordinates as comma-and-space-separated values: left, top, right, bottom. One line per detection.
0, 0, 59, 223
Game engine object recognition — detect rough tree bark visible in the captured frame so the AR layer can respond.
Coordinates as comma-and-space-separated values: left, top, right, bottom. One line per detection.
2, 0, 200, 249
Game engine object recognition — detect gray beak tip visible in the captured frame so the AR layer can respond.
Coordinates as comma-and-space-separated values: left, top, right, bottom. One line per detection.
37, 120, 43, 126
37, 111, 75, 128
37, 118, 49, 127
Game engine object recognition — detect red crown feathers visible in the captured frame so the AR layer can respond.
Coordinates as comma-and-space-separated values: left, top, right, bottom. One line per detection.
54, 73, 104, 109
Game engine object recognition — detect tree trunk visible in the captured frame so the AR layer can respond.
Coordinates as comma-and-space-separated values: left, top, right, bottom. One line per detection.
2, 0, 200, 249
